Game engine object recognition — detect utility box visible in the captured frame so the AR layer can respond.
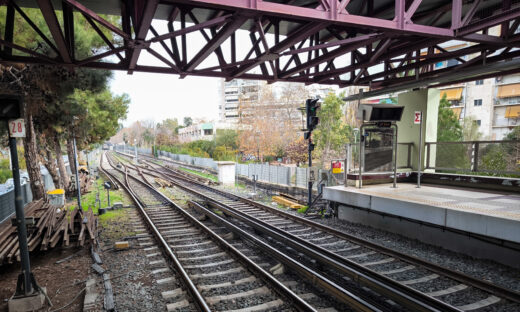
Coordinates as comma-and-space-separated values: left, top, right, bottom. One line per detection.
112, 202, 123, 210
47, 189, 65, 207
215, 161, 235, 185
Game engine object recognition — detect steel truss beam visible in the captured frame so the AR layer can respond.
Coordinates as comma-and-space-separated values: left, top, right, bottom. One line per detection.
0, 0, 520, 92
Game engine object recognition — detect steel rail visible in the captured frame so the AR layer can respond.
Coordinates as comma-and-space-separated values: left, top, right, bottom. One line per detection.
119, 151, 520, 304
164, 177, 457, 312
187, 200, 382, 312
98, 153, 119, 190
100, 154, 212, 312
103, 152, 317, 312
185, 178, 520, 305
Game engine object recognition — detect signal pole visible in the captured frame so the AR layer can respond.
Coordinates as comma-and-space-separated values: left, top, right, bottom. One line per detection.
1, 96, 44, 309
304, 98, 320, 210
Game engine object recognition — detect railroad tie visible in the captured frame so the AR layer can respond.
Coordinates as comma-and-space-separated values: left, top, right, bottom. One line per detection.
225, 299, 285, 312
190, 267, 244, 279
166, 299, 190, 311
378, 265, 415, 275
425, 284, 468, 297
162, 288, 186, 300
205, 286, 271, 304
182, 259, 234, 269
178, 251, 226, 261
401, 274, 439, 285
197, 276, 257, 291
169, 240, 212, 249
344, 251, 376, 259
175, 246, 219, 255
361, 257, 395, 266
456, 296, 501, 311
151, 268, 170, 275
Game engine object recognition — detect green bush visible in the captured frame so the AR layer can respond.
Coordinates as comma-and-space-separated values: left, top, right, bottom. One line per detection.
0, 169, 12, 184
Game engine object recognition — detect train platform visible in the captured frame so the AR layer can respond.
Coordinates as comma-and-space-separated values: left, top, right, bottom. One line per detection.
323, 183, 520, 245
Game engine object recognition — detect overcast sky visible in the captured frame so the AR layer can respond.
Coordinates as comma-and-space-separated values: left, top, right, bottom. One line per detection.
109, 19, 351, 127
109, 20, 258, 127
110, 71, 220, 127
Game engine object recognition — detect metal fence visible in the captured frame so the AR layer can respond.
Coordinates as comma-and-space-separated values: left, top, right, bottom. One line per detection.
156, 150, 342, 191
425, 140, 520, 176
0, 165, 60, 223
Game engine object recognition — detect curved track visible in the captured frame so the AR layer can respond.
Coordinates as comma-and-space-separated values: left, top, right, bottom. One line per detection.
122, 152, 520, 312
102, 152, 379, 312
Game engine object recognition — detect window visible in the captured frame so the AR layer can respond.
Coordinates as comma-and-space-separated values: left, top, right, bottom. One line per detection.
475, 80, 483, 85
508, 97, 520, 105
203, 129, 213, 135
474, 120, 481, 126
474, 99, 482, 106
447, 59, 459, 67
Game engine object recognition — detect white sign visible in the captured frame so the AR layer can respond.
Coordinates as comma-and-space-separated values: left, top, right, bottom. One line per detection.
414, 111, 422, 124
308, 167, 318, 182
8, 118, 25, 138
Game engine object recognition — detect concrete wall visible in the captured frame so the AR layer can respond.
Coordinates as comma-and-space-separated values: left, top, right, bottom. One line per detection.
397, 89, 439, 170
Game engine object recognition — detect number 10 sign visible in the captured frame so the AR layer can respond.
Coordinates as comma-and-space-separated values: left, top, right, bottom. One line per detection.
8, 118, 26, 138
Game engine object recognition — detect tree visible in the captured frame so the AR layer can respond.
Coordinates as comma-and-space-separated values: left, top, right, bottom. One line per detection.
286, 137, 308, 166
216, 129, 238, 149
437, 93, 463, 142
435, 93, 469, 170
313, 92, 352, 168
237, 83, 306, 161
462, 116, 483, 141
183, 117, 193, 127
0, 9, 123, 197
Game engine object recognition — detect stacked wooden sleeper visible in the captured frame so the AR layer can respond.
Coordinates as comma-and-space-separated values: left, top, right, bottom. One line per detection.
0, 199, 97, 265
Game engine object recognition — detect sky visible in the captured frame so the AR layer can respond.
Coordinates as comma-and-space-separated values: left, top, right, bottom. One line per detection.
109, 20, 254, 127
108, 19, 347, 127
110, 71, 220, 127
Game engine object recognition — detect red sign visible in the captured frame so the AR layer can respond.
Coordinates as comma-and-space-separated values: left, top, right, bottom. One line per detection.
414, 111, 422, 124
332, 160, 344, 174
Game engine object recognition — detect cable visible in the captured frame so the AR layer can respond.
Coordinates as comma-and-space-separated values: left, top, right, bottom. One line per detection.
47, 287, 85, 312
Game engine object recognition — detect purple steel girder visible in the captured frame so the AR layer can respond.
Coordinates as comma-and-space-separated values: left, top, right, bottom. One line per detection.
0, 0, 520, 93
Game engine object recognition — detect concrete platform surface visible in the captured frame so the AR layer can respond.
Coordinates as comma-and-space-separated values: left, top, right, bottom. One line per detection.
323, 183, 520, 244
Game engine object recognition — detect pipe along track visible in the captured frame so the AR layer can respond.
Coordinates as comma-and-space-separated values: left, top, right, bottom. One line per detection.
122, 153, 520, 312
102, 152, 379, 312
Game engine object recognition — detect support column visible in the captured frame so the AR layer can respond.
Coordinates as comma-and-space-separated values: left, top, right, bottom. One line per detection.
396, 89, 440, 171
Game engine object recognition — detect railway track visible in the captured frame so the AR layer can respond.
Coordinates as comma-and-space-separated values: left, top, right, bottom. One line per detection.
122, 152, 520, 312
102, 152, 377, 312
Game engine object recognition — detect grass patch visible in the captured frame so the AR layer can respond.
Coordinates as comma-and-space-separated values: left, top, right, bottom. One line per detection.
179, 167, 218, 182
297, 206, 309, 214
69, 177, 124, 214
99, 209, 127, 224
235, 182, 246, 189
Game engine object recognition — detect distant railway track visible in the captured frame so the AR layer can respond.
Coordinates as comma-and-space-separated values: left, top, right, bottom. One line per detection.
117, 151, 520, 312
102, 152, 371, 312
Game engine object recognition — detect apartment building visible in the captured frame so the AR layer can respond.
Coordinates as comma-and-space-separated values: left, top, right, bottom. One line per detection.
439, 74, 520, 140
218, 79, 264, 123
178, 122, 236, 143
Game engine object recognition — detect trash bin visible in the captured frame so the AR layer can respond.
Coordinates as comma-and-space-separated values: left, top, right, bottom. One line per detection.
47, 189, 65, 207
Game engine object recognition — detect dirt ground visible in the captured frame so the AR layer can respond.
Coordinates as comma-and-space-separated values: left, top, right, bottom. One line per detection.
0, 247, 93, 312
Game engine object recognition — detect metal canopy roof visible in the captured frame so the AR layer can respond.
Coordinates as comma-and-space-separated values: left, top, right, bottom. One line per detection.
1, 0, 520, 94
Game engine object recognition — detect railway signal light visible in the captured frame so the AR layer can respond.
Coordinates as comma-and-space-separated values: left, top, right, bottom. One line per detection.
302, 97, 320, 212
304, 98, 321, 140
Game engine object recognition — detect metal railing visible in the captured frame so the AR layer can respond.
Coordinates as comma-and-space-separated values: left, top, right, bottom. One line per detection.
425, 140, 520, 176
397, 143, 414, 169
